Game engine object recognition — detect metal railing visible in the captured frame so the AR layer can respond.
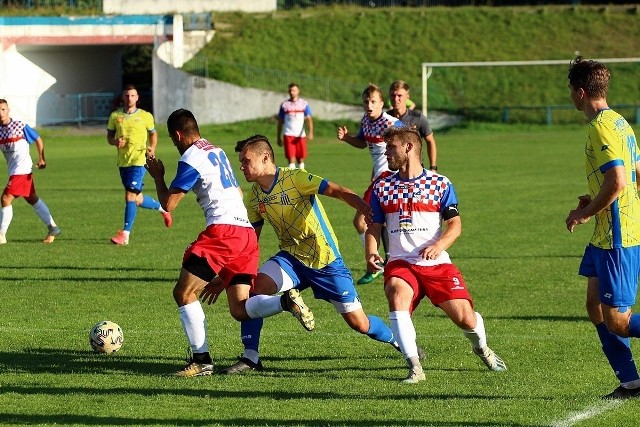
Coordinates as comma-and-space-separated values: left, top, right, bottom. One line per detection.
0, 0, 102, 8
40, 93, 116, 126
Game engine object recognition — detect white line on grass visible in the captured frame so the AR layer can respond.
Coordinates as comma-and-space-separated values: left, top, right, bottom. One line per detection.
550, 400, 623, 427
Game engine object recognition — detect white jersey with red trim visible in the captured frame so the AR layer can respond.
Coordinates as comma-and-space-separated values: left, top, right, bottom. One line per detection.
169, 139, 252, 228
357, 112, 402, 180
0, 119, 38, 175
278, 98, 311, 137
370, 169, 458, 266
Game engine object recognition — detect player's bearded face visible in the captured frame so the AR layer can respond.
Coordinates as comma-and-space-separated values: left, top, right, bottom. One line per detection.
386, 140, 406, 171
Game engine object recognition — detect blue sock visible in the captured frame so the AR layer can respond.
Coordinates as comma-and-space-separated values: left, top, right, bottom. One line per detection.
241, 317, 263, 353
595, 322, 640, 383
124, 201, 137, 232
365, 315, 394, 344
629, 314, 640, 338
140, 195, 161, 210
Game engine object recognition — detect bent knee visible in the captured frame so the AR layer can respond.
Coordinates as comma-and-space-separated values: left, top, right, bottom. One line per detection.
605, 320, 630, 337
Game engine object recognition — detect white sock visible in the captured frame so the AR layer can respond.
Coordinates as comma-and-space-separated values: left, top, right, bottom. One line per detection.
0, 205, 13, 234
463, 311, 487, 350
288, 162, 295, 168
389, 310, 418, 359
245, 294, 284, 319
32, 199, 56, 227
358, 232, 365, 247
243, 349, 260, 364
298, 162, 304, 169
178, 301, 208, 353
622, 379, 640, 389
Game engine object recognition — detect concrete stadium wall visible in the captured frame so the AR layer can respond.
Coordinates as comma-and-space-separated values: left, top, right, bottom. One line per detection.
104, 0, 277, 14
153, 50, 361, 127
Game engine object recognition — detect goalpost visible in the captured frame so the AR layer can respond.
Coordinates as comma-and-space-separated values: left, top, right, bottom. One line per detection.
420, 57, 640, 118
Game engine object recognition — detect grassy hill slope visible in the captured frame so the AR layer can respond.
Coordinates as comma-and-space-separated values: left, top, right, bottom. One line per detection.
185, 5, 640, 121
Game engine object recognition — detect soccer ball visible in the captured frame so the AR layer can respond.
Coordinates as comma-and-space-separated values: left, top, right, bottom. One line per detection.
89, 321, 124, 354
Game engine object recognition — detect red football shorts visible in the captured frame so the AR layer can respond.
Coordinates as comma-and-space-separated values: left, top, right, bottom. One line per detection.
384, 259, 474, 314
4, 174, 35, 198
183, 223, 259, 288
283, 135, 307, 161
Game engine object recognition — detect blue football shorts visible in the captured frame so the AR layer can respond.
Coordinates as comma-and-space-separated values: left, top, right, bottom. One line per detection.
579, 244, 640, 307
119, 166, 146, 194
266, 251, 362, 309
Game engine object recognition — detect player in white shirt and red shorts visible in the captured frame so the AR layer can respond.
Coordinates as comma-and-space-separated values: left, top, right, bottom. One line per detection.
276, 83, 313, 169
0, 99, 61, 244
365, 126, 506, 383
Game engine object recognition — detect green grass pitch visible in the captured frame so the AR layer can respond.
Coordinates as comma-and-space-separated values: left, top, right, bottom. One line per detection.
0, 119, 638, 426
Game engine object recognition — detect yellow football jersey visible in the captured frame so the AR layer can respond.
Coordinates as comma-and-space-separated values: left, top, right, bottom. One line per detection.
247, 168, 341, 269
107, 108, 155, 167
585, 109, 640, 249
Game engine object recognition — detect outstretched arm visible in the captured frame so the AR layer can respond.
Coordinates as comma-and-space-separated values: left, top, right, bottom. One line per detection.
322, 181, 372, 222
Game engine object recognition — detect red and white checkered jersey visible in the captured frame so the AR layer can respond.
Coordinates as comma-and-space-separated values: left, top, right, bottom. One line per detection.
0, 119, 38, 175
357, 112, 402, 180
370, 169, 458, 266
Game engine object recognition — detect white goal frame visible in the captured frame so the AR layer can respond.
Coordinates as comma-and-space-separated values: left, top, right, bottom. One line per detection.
421, 57, 640, 117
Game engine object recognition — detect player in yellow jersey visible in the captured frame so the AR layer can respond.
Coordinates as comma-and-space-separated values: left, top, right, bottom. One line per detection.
204, 134, 407, 374
106, 85, 172, 245
565, 57, 640, 399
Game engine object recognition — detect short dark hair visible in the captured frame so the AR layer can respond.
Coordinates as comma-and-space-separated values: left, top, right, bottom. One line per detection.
383, 126, 422, 157
288, 82, 298, 89
167, 108, 200, 137
568, 56, 610, 99
235, 134, 275, 161
362, 83, 384, 103
123, 84, 137, 92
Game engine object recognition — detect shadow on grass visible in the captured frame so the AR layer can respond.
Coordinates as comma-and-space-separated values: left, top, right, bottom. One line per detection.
0, 265, 175, 272
0, 347, 177, 375
0, 414, 535, 427
490, 314, 586, 323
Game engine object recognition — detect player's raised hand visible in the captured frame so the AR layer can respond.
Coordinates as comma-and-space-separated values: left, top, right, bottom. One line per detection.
337, 126, 348, 141
145, 155, 165, 179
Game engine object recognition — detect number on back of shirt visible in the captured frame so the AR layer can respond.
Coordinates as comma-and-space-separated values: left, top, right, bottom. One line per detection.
208, 151, 239, 189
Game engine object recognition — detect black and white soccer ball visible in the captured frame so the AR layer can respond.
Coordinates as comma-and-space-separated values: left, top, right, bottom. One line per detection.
89, 320, 124, 354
